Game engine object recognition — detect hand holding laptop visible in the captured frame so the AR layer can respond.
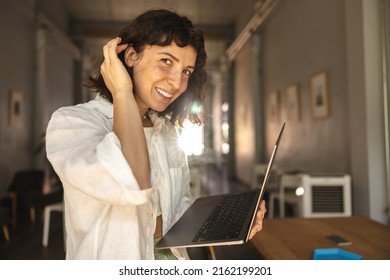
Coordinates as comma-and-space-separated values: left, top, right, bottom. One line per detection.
248, 200, 267, 240
155, 123, 285, 249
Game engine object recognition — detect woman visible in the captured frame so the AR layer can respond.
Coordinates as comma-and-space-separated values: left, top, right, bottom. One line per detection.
46, 8, 266, 260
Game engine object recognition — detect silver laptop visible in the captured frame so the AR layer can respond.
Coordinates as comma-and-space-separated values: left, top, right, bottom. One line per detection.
155, 123, 285, 249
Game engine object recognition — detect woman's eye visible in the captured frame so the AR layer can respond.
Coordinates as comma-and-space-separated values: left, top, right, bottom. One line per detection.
183, 69, 192, 76
162, 58, 172, 65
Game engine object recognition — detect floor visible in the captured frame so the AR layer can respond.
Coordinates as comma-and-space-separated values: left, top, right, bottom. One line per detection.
0, 209, 66, 260
0, 163, 264, 260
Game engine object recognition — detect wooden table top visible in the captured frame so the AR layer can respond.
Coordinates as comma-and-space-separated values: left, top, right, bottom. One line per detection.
250, 216, 390, 260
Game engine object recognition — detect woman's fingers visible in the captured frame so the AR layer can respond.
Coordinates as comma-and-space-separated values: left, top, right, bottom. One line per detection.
116, 43, 129, 54
103, 37, 128, 64
103, 37, 118, 64
100, 37, 133, 96
106, 37, 120, 62
248, 200, 267, 240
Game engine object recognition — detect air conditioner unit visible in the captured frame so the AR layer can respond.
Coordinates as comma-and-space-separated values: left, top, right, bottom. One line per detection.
301, 174, 352, 218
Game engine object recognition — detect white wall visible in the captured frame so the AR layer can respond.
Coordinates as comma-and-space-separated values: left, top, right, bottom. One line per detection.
262, 0, 349, 173
0, 0, 36, 187
0, 0, 74, 191
231, 0, 388, 223
345, 0, 387, 223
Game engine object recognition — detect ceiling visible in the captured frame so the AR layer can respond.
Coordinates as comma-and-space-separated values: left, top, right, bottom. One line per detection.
60, 0, 260, 66
63, 0, 259, 25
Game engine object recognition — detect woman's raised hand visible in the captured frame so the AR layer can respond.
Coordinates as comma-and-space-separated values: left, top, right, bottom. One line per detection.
100, 37, 133, 96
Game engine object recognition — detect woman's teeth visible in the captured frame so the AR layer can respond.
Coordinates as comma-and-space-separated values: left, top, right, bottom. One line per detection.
156, 88, 172, 98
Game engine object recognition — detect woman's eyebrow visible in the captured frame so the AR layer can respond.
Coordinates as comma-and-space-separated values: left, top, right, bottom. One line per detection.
158, 52, 195, 69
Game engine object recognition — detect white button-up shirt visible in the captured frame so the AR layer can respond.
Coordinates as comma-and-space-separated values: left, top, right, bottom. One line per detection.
46, 97, 193, 259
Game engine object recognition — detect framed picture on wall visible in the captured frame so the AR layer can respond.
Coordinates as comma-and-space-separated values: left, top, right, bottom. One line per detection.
285, 83, 301, 122
268, 91, 280, 122
310, 70, 330, 119
9, 90, 24, 128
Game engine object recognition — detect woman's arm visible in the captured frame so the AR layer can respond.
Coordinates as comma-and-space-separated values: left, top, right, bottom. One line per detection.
100, 37, 151, 190
46, 105, 150, 205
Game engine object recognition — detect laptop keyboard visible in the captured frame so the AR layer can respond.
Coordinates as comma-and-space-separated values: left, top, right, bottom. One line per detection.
192, 190, 258, 243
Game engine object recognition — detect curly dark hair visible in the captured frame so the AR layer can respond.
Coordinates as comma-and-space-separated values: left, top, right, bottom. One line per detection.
86, 9, 208, 126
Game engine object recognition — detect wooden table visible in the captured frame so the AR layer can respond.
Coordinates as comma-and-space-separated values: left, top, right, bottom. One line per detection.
250, 216, 390, 260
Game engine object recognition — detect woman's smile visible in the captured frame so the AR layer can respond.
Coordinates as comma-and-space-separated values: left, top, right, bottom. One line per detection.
155, 87, 173, 99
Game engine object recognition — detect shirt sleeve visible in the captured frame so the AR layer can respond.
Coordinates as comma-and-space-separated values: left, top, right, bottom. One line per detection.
46, 105, 151, 206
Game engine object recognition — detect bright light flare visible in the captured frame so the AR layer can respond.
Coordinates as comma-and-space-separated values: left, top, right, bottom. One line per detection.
295, 186, 304, 196
221, 143, 230, 154
179, 120, 204, 156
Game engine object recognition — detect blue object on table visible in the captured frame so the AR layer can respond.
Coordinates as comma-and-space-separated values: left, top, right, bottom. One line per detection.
313, 248, 363, 260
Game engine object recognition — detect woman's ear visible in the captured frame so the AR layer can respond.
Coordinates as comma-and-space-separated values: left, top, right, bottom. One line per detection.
124, 45, 140, 67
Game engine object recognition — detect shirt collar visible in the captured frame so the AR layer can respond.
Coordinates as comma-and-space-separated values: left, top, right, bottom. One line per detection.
149, 111, 169, 133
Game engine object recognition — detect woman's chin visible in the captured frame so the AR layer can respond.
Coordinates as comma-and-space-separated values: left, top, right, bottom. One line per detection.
150, 104, 169, 113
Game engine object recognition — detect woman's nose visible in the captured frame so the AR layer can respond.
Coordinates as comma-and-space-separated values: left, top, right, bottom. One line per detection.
167, 69, 183, 90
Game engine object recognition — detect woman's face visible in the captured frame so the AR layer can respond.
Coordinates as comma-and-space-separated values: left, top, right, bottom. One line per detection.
130, 42, 197, 114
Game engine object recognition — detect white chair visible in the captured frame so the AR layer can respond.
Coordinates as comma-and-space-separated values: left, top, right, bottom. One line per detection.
253, 163, 288, 218
252, 163, 279, 190
252, 164, 267, 189
268, 174, 303, 218
279, 174, 303, 218
42, 202, 65, 249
